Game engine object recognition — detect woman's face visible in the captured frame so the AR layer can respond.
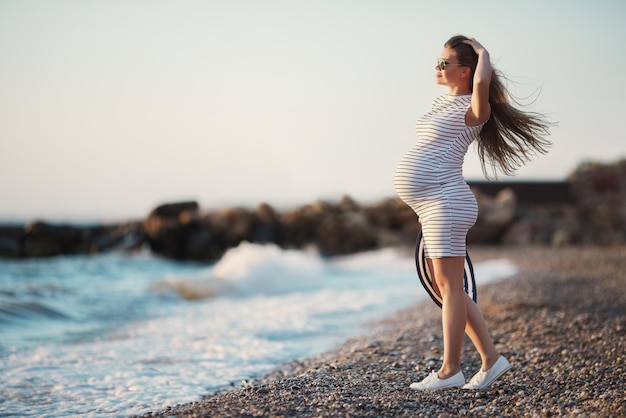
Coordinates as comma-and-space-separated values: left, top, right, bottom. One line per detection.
435, 47, 466, 87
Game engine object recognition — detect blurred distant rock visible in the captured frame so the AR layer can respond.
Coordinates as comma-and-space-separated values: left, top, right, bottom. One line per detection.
142, 200, 287, 262
0, 221, 142, 258
142, 201, 216, 261
281, 196, 378, 256
142, 196, 384, 262
467, 187, 517, 243
569, 160, 626, 245
2, 159, 625, 261
0, 226, 23, 258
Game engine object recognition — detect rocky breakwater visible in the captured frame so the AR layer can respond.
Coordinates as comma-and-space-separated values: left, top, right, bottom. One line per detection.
141, 196, 416, 262
0, 185, 538, 261
0, 221, 143, 258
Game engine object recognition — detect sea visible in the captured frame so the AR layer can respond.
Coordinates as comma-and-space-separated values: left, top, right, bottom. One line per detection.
0, 241, 518, 417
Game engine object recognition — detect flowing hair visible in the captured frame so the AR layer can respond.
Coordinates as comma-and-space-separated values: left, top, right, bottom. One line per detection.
445, 35, 554, 179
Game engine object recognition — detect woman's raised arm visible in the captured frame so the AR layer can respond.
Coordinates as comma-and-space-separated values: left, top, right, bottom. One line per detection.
464, 38, 492, 126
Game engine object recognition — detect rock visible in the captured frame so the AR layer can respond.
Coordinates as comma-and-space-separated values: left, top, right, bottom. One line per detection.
468, 187, 518, 243
151, 201, 199, 217
501, 219, 533, 246
212, 207, 256, 248
0, 226, 23, 257
21, 234, 64, 257
0, 222, 143, 258
277, 196, 380, 256
337, 195, 360, 213
315, 211, 378, 256
22, 222, 83, 257
482, 187, 517, 225
94, 223, 144, 252
143, 201, 221, 262
280, 203, 325, 249
143, 201, 286, 261
569, 160, 626, 244
364, 198, 417, 245
252, 203, 280, 244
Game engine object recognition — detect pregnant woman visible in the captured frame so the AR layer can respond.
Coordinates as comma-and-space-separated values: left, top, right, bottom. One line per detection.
394, 35, 552, 390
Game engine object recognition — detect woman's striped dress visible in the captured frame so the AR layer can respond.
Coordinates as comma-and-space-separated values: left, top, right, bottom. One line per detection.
394, 94, 484, 258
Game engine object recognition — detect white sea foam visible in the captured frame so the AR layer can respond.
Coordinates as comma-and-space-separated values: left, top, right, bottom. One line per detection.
0, 243, 518, 417
152, 242, 327, 300
213, 242, 324, 286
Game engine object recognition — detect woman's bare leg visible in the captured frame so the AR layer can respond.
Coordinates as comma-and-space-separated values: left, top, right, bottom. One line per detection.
429, 256, 467, 379
464, 294, 500, 371
427, 258, 501, 373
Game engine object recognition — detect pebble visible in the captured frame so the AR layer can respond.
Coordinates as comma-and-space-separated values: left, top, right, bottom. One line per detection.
136, 246, 626, 418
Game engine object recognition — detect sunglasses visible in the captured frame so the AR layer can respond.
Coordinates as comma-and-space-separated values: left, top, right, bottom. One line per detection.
437, 58, 465, 70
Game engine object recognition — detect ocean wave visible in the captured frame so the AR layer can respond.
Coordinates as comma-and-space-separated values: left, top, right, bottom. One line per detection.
151, 242, 418, 301
150, 242, 326, 300
0, 296, 70, 324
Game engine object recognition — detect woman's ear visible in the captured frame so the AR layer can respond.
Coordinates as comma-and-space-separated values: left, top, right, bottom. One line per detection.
461, 66, 472, 79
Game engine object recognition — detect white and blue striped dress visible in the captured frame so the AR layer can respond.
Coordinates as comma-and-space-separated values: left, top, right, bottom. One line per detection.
394, 94, 483, 258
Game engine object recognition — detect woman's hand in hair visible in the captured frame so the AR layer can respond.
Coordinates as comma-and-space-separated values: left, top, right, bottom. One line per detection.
463, 38, 488, 56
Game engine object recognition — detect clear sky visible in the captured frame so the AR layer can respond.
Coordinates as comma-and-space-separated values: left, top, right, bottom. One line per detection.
1, 0, 625, 221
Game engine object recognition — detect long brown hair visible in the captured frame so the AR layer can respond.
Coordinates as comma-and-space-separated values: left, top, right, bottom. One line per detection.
445, 35, 553, 179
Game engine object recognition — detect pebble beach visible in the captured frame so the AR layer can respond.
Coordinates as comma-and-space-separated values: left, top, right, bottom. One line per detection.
140, 245, 626, 418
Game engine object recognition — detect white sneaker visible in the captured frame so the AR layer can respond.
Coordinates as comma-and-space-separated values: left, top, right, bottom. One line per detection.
462, 356, 510, 390
410, 370, 465, 391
